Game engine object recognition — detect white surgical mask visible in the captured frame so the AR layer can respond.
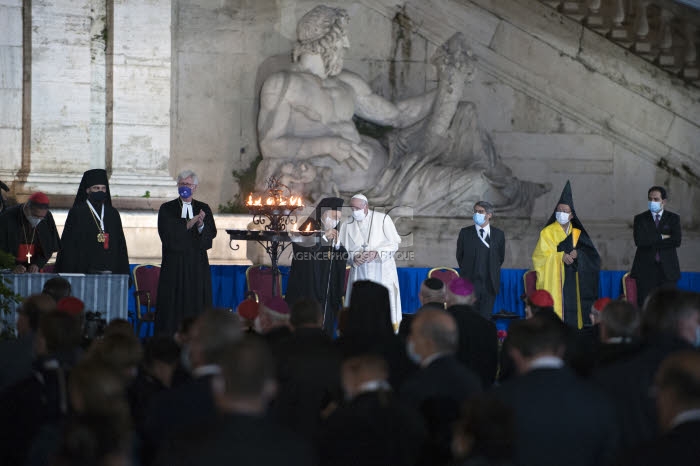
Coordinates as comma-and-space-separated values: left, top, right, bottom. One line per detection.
648, 201, 662, 214
406, 340, 422, 365
322, 217, 339, 229
352, 210, 366, 221
555, 212, 570, 225
473, 212, 486, 226
28, 216, 43, 228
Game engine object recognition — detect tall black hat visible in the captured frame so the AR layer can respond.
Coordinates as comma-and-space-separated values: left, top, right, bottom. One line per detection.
73, 169, 112, 207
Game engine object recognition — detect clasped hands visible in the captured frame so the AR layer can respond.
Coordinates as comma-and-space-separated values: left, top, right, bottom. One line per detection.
353, 250, 379, 266
187, 210, 206, 230
563, 249, 578, 265
13, 264, 39, 274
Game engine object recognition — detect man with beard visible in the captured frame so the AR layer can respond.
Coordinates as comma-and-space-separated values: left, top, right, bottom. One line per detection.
56, 169, 130, 276
0, 192, 60, 273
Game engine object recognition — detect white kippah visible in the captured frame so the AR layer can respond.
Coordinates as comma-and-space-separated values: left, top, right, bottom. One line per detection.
351, 193, 368, 203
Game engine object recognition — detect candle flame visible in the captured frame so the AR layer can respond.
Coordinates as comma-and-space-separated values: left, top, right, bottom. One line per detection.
266, 197, 274, 205
305, 223, 312, 232
247, 193, 253, 205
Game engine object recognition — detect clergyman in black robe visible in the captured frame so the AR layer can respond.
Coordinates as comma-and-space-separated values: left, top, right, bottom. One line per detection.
55, 169, 130, 276
0, 192, 60, 273
285, 197, 347, 336
532, 180, 601, 328
154, 170, 216, 336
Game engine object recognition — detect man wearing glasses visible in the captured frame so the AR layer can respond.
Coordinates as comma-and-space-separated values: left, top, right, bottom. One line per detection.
155, 170, 217, 336
456, 201, 506, 319
532, 181, 600, 328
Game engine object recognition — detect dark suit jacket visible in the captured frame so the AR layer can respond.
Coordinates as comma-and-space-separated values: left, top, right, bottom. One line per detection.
493, 366, 619, 466
446, 305, 498, 387
155, 413, 317, 466
319, 390, 427, 466
269, 328, 342, 441
631, 210, 681, 281
456, 225, 505, 295
621, 419, 700, 466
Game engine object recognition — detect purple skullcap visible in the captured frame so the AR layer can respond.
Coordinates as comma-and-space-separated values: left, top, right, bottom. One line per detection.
263, 296, 290, 316
448, 278, 474, 296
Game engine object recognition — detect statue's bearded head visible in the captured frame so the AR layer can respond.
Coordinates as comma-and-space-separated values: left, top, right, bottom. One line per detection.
293, 5, 350, 77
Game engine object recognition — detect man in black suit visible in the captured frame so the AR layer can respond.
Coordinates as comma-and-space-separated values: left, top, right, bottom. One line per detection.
622, 350, 700, 466
319, 353, 426, 466
400, 308, 482, 465
445, 278, 498, 388
494, 315, 619, 466
631, 186, 682, 307
155, 337, 316, 466
144, 309, 242, 465
456, 201, 505, 320
270, 299, 342, 442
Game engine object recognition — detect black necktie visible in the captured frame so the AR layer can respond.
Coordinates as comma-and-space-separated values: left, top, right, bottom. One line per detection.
480, 228, 485, 238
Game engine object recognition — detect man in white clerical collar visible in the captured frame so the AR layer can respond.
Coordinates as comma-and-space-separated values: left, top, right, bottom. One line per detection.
177, 173, 205, 233
338, 193, 402, 330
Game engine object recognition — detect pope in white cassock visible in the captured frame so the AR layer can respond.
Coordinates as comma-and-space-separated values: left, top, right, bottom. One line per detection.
338, 194, 402, 330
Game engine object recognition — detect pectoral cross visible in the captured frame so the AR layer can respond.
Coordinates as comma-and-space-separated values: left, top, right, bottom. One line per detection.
26, 251, 32, 264
97, 232, 105, 243
361, 243, 368, 252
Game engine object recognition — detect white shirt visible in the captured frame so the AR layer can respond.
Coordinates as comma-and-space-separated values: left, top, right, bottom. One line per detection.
670, 408, 700, 429
474, 223, 491, 248
527, 355, 565, 371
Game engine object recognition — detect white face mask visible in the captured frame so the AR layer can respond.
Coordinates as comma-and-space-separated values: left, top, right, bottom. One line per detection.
27, 216, 43, 228
555, 212, 570, 225
352, 210, 366, 221
322, 217, 339, 230
648, 201, 662, 214
473, 212, 486, 226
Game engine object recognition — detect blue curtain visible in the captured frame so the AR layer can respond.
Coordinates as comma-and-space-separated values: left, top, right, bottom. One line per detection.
128, 265, 700, 337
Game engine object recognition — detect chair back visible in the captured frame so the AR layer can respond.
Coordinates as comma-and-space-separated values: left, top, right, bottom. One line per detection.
41, 263, 56, 273
246, 264, 282, 304
133, 264, 161, 319
622, 272, 638, 307
523, 269, 537, 299
428, 267, 459, 287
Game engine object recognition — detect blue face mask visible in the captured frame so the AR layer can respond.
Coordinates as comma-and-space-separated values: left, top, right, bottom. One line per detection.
648, 201, 662, 213
178, 186, 192, 199
473, 212, 486, 226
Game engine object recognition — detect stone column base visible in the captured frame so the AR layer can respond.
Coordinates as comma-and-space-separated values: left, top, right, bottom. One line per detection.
108, 173, 177, 199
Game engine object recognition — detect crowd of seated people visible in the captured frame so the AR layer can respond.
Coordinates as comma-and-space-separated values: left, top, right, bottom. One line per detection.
0, 276, 699, 466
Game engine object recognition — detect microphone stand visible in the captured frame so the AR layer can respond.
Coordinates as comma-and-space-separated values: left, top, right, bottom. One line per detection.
322, 233, 335, 332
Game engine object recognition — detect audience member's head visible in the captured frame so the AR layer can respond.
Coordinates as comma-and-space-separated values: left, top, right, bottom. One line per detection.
87, 332, 143, 382
345, 280, 394, 340
55, 296, 86, 331
174, 316, 197, 346
290, 298, 323, 329
103, 318, 135, 338
420, 278, 446, 307
189, 309, 242, 370
340, 353, 389, 400
36, 310, 82, 357
525, 289, 555, 319
408, 308, 459, 366
446, 278, 475, 308
142, 336, 181, 388
452, 394, 515, 463
255, 296, 291, 334
590, 297, 612, 326
42, 277, 72, 302
212, 337, 277, 415
16, 293, 55, 336
642, 289, 700, 345
236, 298, 259, 330
599, 300, 640, 342
68, 358, 129, 417
654, 351, 700, 432
506, 313, 567, 375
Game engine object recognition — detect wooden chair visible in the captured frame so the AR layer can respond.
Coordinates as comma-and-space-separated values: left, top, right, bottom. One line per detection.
622, 272, 638, 307
131, 264, 161, 336
246, 264, 283, 304
427, 267, 460, 287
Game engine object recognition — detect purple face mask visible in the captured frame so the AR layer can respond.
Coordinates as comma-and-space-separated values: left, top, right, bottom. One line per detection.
178, 186, 192, 199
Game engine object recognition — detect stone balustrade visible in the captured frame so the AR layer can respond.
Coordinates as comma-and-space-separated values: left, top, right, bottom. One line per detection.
542, 0, 700, 85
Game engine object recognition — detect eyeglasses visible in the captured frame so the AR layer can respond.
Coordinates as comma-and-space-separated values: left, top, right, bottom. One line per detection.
473, 209, 487, 214
178, 183, 196, 188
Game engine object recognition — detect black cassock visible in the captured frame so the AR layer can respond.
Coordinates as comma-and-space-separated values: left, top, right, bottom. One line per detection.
285, 235, 347, 335
154, 198, 216, 336
0, 204, 61, 269
56, 202, 130, 275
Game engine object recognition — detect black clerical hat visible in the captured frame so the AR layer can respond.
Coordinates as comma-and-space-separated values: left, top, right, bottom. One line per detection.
73, 169, 112, 207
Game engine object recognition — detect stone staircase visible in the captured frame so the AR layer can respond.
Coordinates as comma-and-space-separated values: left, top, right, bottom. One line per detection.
541, 0, 700, 86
